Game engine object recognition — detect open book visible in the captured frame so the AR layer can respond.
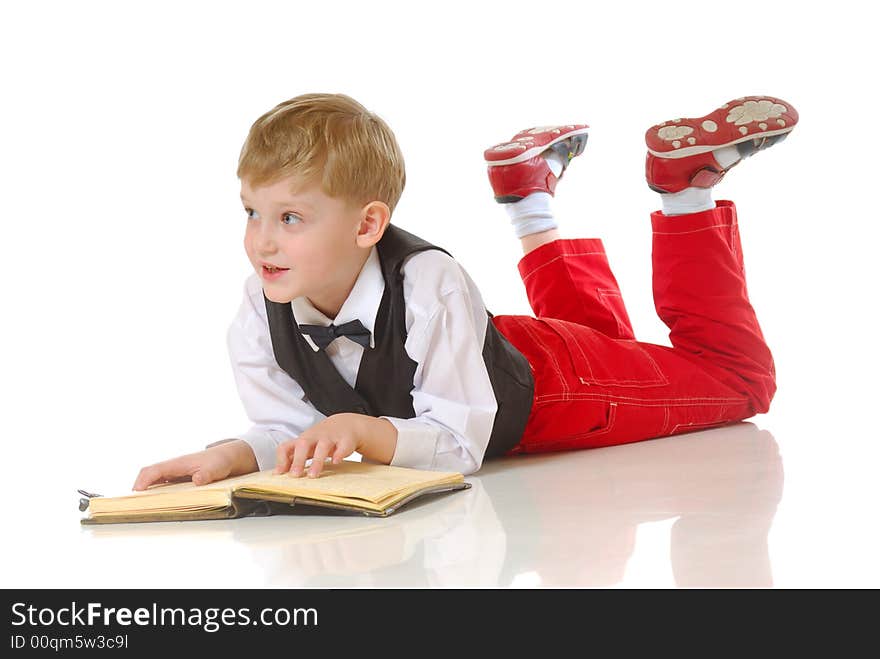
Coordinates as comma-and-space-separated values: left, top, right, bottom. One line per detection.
80, 461, 470, 524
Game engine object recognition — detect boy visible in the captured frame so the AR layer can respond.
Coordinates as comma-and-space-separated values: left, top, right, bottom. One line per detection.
133, 93, 796, 490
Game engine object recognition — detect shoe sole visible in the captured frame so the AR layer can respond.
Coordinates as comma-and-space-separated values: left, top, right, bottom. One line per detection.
645, 95, 798, 159
485, 127, 590, 166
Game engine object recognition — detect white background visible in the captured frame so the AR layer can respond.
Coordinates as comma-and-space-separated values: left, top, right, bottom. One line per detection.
2, 0, 878, 587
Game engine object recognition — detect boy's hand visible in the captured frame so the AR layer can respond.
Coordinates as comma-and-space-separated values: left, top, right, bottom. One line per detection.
274, 413, 398, 479
274, 413, 361, 478
132, 439, 258, 491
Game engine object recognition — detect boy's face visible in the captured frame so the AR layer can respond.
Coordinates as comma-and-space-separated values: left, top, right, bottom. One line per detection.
240, 176, 373, 316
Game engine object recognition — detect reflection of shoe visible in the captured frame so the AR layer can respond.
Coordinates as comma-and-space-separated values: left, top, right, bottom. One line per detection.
484, 124, 589, 203
645, 96, 799, 193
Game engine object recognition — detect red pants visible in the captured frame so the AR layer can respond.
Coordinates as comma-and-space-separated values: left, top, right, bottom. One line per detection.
492, 200, 776, 454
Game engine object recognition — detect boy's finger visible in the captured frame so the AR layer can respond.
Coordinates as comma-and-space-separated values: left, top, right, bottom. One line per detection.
192, 468, 216, 486
132, 466, 157, 491
309, 440, 333, 478
132, 463, 175, 491
289, 438, 312, 478
274, 440, 295, 474
132, 457, 196, 491
331, 445, 347, 464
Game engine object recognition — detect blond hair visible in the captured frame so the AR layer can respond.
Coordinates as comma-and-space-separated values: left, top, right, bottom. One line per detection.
237, 93, 406, 214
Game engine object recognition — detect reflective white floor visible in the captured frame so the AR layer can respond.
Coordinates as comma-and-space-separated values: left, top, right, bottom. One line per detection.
4, 412, 880, 589
11, 419, 878, 589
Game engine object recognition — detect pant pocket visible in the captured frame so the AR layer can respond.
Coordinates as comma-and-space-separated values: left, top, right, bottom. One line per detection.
540, 317, 669, 388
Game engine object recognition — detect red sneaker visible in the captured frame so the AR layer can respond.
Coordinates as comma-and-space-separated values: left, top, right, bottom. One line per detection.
645, 96, 799, 193
484, 124, 589, 203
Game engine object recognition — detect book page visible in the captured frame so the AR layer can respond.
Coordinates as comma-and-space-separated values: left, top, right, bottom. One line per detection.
89, 461, 463, 515
236, 461, 463, 504
87, 470, 267, 514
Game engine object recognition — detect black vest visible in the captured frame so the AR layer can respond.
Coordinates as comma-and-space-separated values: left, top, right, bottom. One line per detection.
263, 223, 535, 459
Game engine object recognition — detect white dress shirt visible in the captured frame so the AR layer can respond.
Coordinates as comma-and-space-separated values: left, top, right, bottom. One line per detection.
226, 243, 500, 476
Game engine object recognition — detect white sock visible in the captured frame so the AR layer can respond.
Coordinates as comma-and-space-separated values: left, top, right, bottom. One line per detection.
505, 192, 557, 238
503, 152, 566, 238
661, 186, 715, 216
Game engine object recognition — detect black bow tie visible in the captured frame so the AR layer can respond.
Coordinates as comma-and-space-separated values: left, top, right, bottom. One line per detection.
298, 319, 372, 351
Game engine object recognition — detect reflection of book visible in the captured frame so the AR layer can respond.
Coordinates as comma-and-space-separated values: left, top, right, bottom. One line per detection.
81, 461, 470, 524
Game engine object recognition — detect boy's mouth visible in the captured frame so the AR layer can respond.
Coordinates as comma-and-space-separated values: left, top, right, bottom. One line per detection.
261, 264, 290, 279
260, 261, 290, 273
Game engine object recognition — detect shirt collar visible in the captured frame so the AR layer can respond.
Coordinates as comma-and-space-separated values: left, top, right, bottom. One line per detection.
291, 245, 384, 352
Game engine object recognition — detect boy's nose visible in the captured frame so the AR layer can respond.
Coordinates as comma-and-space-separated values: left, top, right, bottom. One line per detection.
255, 222, 278, 252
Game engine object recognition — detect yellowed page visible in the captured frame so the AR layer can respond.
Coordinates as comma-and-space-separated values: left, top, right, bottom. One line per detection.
87, 461, 462, 515
88, 488, 231, 515
236, 461, 463, 504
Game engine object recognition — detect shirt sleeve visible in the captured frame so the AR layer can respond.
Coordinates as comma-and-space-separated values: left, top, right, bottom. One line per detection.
381, 251, 499, 476
225, 274, 327, 471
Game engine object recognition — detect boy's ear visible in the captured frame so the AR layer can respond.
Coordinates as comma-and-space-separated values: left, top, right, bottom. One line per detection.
356, 200, 391, 247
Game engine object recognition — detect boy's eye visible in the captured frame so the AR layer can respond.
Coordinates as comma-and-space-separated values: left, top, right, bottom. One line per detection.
243, 208, 302, 225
